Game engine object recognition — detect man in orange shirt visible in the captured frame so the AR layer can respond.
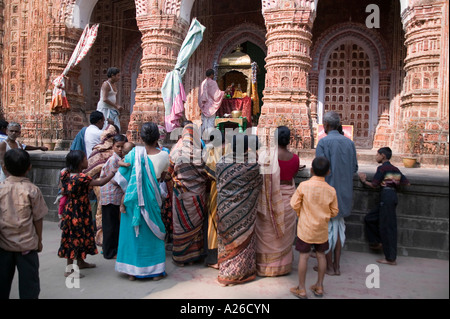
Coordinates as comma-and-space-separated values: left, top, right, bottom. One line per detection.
289, 156, 339, 299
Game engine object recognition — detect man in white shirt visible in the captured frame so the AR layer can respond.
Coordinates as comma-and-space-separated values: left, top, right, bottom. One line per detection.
84, 111, 110, 158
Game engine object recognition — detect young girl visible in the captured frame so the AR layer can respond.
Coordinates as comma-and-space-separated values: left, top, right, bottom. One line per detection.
58, 150, 117, 278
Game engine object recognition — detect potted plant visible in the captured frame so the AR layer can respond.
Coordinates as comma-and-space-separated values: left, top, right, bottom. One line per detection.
402, 120, 422, 168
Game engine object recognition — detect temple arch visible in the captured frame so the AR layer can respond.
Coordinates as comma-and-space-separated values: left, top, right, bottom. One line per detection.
311, 23, 389, 148
71, 0, 98, 28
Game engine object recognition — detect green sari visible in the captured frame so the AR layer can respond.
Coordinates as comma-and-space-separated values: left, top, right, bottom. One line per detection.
114, 146, 166, 278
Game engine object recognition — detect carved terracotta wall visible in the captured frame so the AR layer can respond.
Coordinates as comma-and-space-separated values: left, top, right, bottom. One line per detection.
0, 0, 447, 165
259, 0, 315, 150
399, 0, 449, 160
128, 1, 188, 141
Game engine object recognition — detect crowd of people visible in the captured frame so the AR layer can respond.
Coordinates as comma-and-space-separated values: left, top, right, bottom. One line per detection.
0, 68, 410, 299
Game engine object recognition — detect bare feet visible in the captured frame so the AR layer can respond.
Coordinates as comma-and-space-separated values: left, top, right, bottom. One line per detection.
313, 265, 337, 276
377, 258, 397, 265
78, 261, 96, 269
207, 263, 219, 269
152, 274, 167, 281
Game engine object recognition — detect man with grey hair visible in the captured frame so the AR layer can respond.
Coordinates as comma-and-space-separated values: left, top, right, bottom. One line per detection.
0, 122, 48, 182
315, 111, 358, 276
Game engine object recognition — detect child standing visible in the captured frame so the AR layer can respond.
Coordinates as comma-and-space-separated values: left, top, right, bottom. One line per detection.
99, 135, 127, 259
58, 150, 117, 277
289, 157, 339, 299
0, 149, 48, 299
358, 147, 410, 265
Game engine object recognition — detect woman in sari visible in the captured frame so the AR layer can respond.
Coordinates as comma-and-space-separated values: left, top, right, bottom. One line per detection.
204, 130, 231, 268
84, 124, 119, 246
216, 134, 262, 286
168, 122, 208, 266
256, 126, 301, 276
114, 122, 169, 280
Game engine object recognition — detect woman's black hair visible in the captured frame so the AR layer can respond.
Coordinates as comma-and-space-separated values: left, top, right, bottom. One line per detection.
107, 67, 120, 78
140, 122, 160, 145
276, 126, 291, 147
113, 134, 128, 144
65, 150, 86, 173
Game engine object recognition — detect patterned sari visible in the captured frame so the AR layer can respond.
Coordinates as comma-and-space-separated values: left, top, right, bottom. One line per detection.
216, 153, 262, 285
169, 124, 208, 265
256, 147, 297, 276
114, 147, 166, 278
204, 143, 231, 265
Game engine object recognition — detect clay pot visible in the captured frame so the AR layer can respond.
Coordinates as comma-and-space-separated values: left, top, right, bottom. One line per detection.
402, 157, 417, 168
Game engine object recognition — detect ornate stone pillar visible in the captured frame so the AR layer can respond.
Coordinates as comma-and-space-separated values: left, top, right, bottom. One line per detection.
46, 23, 86, 147
372, 72, 392, 149
259, 0, 315, 151
399, 1, 449, 160
129, 2, 188, 141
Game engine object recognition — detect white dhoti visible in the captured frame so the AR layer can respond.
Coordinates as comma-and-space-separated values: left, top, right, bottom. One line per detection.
97, 106, 120, 132
325, 217, 346, 254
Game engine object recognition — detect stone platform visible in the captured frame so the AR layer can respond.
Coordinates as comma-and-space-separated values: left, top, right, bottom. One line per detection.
27, 150, 449, 260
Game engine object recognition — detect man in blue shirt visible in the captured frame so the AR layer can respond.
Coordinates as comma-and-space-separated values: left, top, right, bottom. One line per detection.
316, 111, 358, 275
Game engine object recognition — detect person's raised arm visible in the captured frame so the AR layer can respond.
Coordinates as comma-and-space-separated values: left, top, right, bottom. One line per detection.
90, 170, 117, 187
24, 145, 48, 152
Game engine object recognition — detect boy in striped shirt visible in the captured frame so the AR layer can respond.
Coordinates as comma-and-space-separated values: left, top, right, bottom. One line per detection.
358, 147, 410, 265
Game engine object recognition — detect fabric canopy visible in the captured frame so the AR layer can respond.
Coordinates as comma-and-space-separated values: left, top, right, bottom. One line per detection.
161, 18, 205, 132
50, 24, 99, 114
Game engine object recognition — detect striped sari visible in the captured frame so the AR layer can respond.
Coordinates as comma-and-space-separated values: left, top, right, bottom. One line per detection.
204, 143, 232, 266
169, 124, 208, 265
216, 153, 262, 285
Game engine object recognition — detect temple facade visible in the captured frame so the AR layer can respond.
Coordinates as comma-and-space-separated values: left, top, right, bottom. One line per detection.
0, 0, 448, 166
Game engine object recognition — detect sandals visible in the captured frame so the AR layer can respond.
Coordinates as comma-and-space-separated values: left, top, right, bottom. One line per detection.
310, 285, 324, 297
290, 287, 308, 299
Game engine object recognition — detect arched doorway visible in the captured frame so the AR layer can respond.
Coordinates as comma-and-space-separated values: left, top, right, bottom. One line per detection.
323, 41, 372, 148
312, 23, 389, 149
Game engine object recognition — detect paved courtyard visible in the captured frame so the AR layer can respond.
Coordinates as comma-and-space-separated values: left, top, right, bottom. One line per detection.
8, 220, 449, 300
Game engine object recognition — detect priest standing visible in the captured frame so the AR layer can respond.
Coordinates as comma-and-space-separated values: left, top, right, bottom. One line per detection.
198, 69, 229, 139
